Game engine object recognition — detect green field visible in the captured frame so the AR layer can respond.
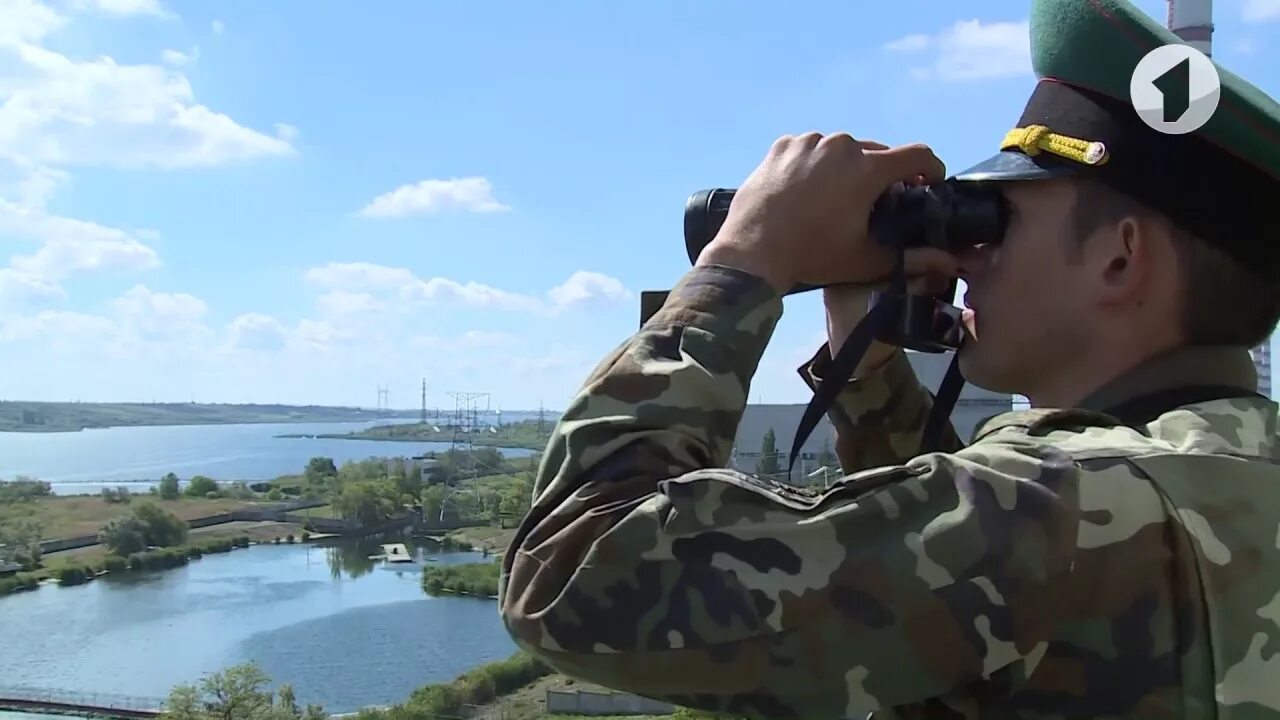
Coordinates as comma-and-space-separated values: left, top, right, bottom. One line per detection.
0, 401, 419, 433
1, 495, 265, 541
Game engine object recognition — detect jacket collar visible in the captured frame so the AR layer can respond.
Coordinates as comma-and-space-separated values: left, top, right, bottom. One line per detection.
971, 345, 1261, 442
1074, 345, 1259, 414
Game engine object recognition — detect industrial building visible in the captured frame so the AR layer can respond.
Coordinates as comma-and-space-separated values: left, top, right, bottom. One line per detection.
731, 351, 1013, 485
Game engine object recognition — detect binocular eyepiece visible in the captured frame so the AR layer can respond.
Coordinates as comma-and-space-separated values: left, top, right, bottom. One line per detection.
683, 179, 1009, 295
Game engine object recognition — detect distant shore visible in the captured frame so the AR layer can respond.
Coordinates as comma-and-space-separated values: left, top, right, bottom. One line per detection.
276, 419, 554, 451
0, 401, 418, 434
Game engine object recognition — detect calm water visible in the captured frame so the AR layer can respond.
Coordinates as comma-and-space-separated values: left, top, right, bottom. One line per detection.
0, 536, 515, 715
0, 417, 542, 493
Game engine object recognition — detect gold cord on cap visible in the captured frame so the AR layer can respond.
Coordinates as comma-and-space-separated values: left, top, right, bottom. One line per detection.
1001, 124, 1110, 166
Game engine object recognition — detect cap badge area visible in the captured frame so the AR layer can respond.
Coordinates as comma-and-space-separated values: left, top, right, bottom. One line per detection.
1001, 124, 1110, 166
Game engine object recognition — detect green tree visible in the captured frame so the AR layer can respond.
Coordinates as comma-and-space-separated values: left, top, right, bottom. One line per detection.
757, 427, 779, 478
99, 501, 188, 555
99, 516, 147, 556
333, 480, 400, 526
101, 486, 131, 504
304, 457, 338, 485
163, 663, 291, 720
133, 501, 189, 546
276, 684, 300, 719
0, 518, 44, 569
0, 476, 52, 503
185, 476, 219, 497
159, 473, 181, 500
421, 484, 445, 522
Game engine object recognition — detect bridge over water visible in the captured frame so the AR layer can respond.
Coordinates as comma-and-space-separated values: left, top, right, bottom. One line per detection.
0, 685, 164, 718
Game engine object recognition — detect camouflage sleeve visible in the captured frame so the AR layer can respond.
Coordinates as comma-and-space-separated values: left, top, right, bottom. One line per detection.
499, 264, 1079, 719
796, 344, 964, 473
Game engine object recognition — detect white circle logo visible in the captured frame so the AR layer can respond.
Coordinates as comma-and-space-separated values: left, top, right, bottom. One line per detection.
1130, 43, 1221, 135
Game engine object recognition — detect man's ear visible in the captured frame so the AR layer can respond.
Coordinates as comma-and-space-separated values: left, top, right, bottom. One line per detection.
1092, 215, 1152, 306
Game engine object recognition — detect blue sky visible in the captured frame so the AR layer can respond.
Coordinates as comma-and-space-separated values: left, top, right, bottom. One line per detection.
1, 0, 1277, 411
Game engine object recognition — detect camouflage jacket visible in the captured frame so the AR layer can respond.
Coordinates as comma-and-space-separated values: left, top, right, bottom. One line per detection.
498, 264, 1280, 720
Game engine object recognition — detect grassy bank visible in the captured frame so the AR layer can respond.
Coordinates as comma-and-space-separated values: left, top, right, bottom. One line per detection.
1, 495, 263, 541
0, 400, 416, 433
422, 561, 500, 598
352, 652, 553, 720
442, 525, 516, 553
0, 534, 269, 594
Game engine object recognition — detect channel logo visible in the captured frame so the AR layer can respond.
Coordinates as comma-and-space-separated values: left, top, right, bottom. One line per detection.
1130, 43, 1221, 135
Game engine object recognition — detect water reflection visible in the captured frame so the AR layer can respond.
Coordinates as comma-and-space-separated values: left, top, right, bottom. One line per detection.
319, 532, 461, 580
0, 535, 515, 714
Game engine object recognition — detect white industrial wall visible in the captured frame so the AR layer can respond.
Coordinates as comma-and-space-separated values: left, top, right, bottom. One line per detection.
732, 351, 1013, 483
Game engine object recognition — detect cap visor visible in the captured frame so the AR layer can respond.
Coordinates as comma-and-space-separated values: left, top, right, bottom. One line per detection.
952, 150, 1078, 182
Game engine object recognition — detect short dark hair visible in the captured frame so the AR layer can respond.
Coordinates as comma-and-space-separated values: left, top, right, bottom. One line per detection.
1068, 178, 1280, 348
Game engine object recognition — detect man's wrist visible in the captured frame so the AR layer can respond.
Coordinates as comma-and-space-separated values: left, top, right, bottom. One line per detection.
694, 239, 791, 295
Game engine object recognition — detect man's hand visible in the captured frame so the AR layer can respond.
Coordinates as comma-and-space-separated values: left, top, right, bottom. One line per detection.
694, 133, 954, 294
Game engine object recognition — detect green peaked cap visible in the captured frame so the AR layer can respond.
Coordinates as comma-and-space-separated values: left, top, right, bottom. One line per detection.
1033, 0, 1280, 179
954, 0, 1280, 278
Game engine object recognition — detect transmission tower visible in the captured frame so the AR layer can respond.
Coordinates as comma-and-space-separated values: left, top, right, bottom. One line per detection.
442, 391, 491, 522
376, 385, 389, 413
420, 378, 427, 424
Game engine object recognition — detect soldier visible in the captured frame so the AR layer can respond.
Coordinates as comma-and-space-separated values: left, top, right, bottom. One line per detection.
499, 0, 1280, 717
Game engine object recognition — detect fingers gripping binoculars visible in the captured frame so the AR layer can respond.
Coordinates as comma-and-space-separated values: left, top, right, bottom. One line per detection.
639, 180, 1011, 474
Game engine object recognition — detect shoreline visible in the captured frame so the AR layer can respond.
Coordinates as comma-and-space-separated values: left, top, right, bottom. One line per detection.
275, 432, 543, 451
0, 416, 416, 435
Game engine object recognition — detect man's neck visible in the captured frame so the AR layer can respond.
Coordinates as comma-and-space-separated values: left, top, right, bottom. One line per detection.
1023, 333, 1179, 409
1025, 343, 1260, 411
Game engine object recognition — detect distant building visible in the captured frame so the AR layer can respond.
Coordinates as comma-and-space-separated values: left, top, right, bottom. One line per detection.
732, 351, 1013, 484
1251, 342, 1272, 398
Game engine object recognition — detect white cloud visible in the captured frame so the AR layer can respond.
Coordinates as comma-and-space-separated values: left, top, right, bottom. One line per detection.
305, 262, 417, 291
226, 312, 287, 352
0, 0, 294, 170
305, 261, 632, 316
1244, 0, 1280, 22
0, 0, 295, 329
0, 196, 160, 295
112, 284, 207, 326
161, 48, 193, 66
70, 0, 166, 16
358, 177, 510, 219
547, 271, 630, 309
411, 330, 515, 351
883, 33, 930, 52
0, 267, 66, 305
211, 19, 224, 34
316, 289, 385, 317
883, 19, 1031, 81
0, 43, 296, 169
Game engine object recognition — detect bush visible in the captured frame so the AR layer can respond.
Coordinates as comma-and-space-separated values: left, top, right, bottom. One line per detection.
0, 573, 39, 596
421, 562, 499, 598
56, 565, 92, 586
403, 652, 550, 717
103, 556, 128, 573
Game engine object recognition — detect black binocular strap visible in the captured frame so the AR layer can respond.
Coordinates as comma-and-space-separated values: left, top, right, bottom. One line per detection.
786, 250, 965, 476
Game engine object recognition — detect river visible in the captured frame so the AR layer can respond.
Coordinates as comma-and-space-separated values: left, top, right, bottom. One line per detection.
0, 535, 517, 715
0, 417, 542, 494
